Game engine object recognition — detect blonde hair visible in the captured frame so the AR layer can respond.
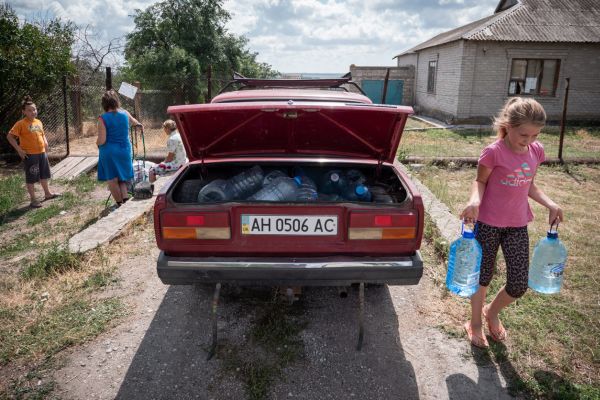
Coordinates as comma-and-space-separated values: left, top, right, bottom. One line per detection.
493, 97, 546, 138
162, 119, 177, 132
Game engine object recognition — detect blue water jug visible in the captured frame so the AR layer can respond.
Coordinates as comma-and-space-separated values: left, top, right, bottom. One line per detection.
227, 165, 264, 199
248, 177, 298, 201
346, 169, 366, 185
528, 225, 567, 294
446, 223, 482, 298
294, 175, 318, 201
342, 183, 372, 202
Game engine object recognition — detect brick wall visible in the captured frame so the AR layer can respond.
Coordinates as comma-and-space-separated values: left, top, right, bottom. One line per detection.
458, 42, 600, 123
413, 41, 465, 123
349, 65, 415, 105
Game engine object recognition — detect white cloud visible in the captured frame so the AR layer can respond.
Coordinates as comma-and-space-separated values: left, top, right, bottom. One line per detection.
10, 0, 499, 72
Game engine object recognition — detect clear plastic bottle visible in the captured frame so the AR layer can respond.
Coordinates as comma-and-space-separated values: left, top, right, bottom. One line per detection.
320, 170, 345, 194
528, 229, 567, 294
446, 225, 482, 298
294, 175, 318, 201
263, 170, 287, 187
248, 177, 298, 201
197, 179, 231, 202
342, 183, 372, 202
226, 165, 264, 199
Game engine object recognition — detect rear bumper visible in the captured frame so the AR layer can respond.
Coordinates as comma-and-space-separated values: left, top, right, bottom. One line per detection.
157, 251, 423, 286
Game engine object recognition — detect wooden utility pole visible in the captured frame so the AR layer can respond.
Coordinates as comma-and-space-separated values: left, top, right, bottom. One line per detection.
133, 81, 142, 120
381, 68, 390, 104
558, 77, 570, 163
62, 75, 70, 157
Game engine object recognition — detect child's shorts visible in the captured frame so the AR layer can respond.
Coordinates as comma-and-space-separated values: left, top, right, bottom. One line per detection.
24, 153, 51, 184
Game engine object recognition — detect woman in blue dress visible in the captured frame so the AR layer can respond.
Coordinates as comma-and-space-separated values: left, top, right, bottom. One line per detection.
96, 90, 142, 208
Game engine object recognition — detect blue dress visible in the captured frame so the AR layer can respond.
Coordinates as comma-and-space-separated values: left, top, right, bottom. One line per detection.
97, 110, 134, 182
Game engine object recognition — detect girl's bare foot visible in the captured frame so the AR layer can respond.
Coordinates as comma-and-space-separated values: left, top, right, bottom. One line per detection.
483, 304, 507, 342
464, 321, 489, 348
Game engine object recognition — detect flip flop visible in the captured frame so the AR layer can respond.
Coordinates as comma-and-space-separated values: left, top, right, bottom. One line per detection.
483, 305, 507, 342
43, 193, 61, 201
464, 321, 489, 348
29, 201, 42, 209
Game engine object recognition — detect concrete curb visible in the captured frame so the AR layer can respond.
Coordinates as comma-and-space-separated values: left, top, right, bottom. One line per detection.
68, 177, 169, 254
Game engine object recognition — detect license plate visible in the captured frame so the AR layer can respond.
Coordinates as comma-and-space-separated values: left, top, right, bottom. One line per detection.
241, 215, 338, 236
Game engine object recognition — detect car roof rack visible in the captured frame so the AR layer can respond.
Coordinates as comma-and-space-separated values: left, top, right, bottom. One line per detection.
217, 72, 367, 96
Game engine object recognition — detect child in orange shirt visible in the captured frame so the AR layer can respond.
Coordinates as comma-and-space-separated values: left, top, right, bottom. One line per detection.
6, 96, 60, 208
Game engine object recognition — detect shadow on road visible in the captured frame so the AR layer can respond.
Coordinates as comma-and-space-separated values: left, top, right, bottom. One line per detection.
115, 284, 419, 399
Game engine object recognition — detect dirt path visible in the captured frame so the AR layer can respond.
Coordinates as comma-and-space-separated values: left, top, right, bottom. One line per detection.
51, 225, 516, 400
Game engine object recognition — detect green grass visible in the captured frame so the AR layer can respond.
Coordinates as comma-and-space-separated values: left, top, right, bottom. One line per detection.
399, 127, 600, 160
0, 232, 39, 258
21, 243, 81, 280
0, 174, 25, 218
0, 298, 124, 365
414, 164, 600, 399
27, 191, 80, 225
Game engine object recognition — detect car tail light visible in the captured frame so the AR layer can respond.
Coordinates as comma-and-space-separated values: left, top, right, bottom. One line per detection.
348, 212, 416, 240
161, 212, 230, 240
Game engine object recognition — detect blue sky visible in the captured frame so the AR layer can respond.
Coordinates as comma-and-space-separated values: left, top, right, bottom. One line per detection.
9, 0, 500, 72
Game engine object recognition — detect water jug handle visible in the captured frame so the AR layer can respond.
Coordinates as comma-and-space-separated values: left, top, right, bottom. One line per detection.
550, 220, 560, 232
460, 220, 478, 236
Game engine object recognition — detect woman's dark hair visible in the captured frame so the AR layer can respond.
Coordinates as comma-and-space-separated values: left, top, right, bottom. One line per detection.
101, 90, 120, 111
21, 96, 35, 110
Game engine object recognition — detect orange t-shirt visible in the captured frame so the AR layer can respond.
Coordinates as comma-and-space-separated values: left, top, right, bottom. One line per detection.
9, 118, 46, 154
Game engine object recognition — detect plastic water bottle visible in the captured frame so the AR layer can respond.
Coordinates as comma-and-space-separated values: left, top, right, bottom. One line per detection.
227, 165, 264, 199
248, 177, 298, 201
446, 224, 482, 298
346, 169, 366, 185
370, 185, 394, 203
528, 229, 567, 294
320, 170, 345, 194
318, 193, 342, 202
198, 179, 230, 202
342, 183, 372, 202
263, 170, 287, 187
294, 175, 318, 201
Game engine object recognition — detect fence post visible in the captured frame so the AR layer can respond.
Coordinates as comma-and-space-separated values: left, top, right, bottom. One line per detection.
206, 64, 212, 103
62, 75, 70, 157
133, 81, 142, 120
72, 75, 83, 136
105, 67, 112, 90
381, 68, 390, 104
558, 77, 570, 163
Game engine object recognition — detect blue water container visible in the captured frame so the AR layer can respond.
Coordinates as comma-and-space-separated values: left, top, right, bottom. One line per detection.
342, 183, 372, 202
197, 179, 231, 202
446, 224, 482, 298
263, 170, 287, 187
528, 229, 567, 294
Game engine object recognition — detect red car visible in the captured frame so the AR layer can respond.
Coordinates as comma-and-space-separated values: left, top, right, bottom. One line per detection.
153, 77, 424, 288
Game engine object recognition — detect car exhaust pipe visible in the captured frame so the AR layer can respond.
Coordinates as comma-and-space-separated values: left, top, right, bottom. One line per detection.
337, 286, 349, 298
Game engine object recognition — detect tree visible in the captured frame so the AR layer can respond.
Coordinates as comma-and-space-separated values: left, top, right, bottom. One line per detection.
124, 0, 277, 103
0, 4, 74, 152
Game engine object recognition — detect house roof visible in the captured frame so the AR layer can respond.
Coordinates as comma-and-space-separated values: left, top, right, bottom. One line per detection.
395, 0, 600, 57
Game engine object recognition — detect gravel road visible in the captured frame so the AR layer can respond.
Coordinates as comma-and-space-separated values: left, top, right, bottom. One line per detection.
52, 236, 516, 400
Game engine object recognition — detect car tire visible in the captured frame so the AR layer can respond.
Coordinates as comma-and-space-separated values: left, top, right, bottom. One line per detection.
175, 179, 204, 203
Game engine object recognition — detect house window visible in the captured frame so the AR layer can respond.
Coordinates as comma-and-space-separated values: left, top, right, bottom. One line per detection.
427, 60, 437, 93
508, 59, 560, 96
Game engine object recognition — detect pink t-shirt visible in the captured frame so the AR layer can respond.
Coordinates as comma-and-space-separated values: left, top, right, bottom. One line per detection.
478, 139, 545, 227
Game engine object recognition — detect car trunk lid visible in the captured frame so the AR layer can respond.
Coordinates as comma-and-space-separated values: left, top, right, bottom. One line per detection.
168, 102, 413, 164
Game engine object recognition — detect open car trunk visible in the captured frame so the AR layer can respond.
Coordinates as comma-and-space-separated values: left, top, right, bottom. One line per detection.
170, 161, 409, 205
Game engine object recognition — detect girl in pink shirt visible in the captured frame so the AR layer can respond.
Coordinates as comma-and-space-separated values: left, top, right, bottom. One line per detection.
460, 98, 564, 348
